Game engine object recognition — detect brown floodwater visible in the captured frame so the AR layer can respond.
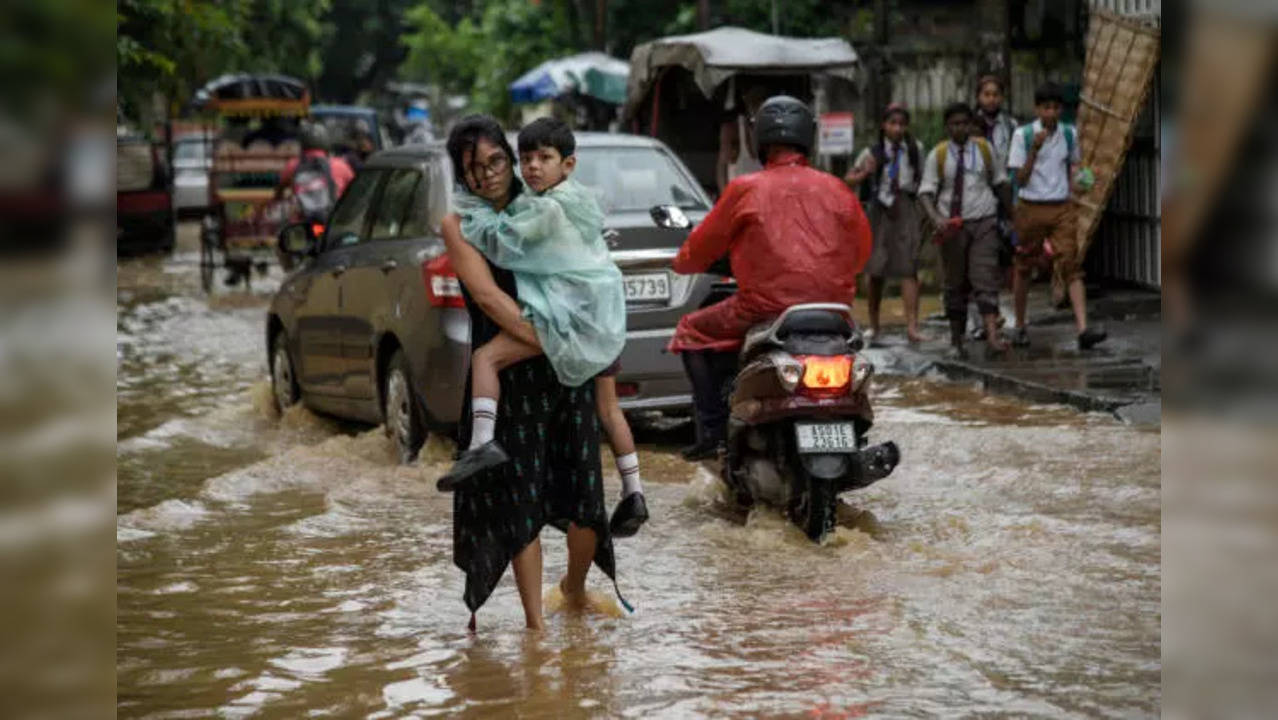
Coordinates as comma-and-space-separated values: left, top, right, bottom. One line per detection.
117, 242, 1160, 718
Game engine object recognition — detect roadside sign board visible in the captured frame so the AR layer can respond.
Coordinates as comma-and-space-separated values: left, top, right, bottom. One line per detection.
818, 112, 855, 155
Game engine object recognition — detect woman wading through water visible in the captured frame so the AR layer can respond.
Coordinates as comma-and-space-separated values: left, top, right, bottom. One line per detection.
440, 115, 628, 630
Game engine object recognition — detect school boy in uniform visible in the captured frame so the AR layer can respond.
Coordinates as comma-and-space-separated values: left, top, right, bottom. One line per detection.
919, 102, 1015, 359
1007, 82, 1107, 350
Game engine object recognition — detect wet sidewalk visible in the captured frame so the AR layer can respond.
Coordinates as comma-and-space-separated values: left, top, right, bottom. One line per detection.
861, 285, 1161, 425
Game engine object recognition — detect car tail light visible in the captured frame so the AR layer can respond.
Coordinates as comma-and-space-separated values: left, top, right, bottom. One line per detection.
615, 382, 639, 398
423, 254, 464, 308
795, 354, 853, 398
310, 223, 325, 239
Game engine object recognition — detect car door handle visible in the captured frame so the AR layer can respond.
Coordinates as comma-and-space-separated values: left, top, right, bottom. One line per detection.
330, 264, 348, 277
380, 259, 398, 272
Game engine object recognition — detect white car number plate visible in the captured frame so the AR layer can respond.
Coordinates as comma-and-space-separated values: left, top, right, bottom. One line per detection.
624, 272, 671, 302
795, 422, 858, 454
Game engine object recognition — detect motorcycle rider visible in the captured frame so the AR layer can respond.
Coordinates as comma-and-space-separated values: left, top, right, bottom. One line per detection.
668, 95, 874, 460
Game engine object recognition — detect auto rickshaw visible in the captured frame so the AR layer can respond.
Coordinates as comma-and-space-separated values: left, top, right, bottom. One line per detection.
620, 26, 861, 198
191, 74, 311, 291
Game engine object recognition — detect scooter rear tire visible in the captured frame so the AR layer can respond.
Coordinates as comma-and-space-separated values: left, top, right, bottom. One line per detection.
793, 467, 837, 542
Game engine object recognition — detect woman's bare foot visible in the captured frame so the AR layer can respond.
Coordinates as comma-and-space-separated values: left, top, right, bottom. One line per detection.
906, 327, 924, 344
558, 577, 589, 611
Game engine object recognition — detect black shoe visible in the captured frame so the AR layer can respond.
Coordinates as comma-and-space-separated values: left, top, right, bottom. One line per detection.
437, 440, 510, 492
680, 438, 722, 462
609, 492, 649, 538
1010, 327, 1030, 347
1078, 327, 1108, 350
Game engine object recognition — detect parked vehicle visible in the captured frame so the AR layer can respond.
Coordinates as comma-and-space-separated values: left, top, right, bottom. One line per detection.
266, 133, 715, 461
650, 205, 898, 542
310, 105, 388, 161
172, 134, 212, 215
191, 73, 310, 290
621, 26, 860, 196
117, 135, 174, 255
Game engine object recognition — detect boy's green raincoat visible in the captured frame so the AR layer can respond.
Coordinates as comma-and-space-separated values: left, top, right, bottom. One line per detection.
456, 178, 625, 387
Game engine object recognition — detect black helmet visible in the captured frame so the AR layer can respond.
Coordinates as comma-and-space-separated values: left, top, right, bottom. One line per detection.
300, 121, 330, 152
753, 95, 816, 158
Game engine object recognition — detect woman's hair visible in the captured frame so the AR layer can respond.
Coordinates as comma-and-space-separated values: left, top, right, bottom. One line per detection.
976, 74, 1004, 96
875, 103, 920, 176
445, 114, 519, 192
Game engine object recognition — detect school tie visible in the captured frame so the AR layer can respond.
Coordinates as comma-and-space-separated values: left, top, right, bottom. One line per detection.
888, 142, 901, 196
949, 143, 965, 219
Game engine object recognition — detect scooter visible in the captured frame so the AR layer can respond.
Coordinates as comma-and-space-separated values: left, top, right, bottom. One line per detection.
652, 205, 900, 542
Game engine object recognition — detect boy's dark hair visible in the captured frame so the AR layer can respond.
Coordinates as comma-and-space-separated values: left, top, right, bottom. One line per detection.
943, 102, 973, 123
517, 117, 575, 158
445, 114, 518, 189
1034, 81, 1065, 106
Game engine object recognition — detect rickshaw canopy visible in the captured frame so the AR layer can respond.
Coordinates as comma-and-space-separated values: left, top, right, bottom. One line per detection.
623, 26, 859, 118
192, 73, 310, 117
509, 51, 631, 105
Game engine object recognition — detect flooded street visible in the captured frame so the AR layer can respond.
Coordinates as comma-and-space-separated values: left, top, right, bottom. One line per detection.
117, 234, 1159, 718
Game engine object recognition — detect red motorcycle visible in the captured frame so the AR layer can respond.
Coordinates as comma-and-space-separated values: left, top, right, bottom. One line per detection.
652, 205, 899, 541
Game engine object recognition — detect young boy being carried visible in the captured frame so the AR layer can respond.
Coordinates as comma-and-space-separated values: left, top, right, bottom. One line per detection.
918, 102, 1015, 360
1007, 82, 1107, 350
437, 118, 648, 538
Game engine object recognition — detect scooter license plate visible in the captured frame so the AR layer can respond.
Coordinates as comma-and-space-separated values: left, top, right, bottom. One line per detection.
795, 422, 857, 454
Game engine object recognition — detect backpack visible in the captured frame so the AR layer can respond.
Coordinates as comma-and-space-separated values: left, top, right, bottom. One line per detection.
933, 137, 996, 190
292, 155, 337, 223
858, 138, 923, 205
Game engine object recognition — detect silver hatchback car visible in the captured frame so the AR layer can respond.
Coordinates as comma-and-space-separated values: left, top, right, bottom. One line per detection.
267, 133, 724, 461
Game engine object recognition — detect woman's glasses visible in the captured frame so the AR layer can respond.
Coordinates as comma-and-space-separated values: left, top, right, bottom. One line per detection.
468, 153, 509, 179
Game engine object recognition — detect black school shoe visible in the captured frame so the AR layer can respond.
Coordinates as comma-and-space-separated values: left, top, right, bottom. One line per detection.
1078, 327, 1108, 350
680, 438, 722, 462
436, 440, 510, 492
609, 492, 649, 538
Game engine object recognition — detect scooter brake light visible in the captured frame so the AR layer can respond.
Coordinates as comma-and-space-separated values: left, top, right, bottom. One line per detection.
796, 355, 853, 396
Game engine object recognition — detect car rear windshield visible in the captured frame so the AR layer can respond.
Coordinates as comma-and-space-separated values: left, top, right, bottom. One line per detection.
174, 140, 206, 163
573, 147, 707, 214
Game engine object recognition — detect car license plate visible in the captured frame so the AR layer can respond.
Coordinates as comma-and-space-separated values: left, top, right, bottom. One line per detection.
624, 272, 670, 302
795, 422, 858, 454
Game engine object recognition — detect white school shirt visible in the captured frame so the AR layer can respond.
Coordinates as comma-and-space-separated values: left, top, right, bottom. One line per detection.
1007, 119, 1081, 202
918, 138, 1007, 221
853, 139, 923, 208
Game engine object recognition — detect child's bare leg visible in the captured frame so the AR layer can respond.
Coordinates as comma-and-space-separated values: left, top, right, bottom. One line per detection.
472, 331, 541, 400
597, 376, 648, 537
595, 376, 635, 457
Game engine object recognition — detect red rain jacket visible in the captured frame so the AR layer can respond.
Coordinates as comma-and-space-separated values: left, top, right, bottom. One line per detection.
668, 151, 872, 352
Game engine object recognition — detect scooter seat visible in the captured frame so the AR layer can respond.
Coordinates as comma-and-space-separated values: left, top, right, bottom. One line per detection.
739, 303, 856, 360
775, 309, 854, 338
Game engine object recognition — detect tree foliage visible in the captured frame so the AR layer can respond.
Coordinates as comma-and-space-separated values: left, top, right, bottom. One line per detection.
117, 0, 862, 126
399, 0, 858, 122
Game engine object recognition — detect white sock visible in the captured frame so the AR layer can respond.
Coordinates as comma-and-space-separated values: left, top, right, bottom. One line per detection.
616, 452, 642, 497
468, 397, 498, 450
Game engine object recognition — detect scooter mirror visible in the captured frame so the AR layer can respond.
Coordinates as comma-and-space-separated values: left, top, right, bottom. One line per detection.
848, 330, 864, 352
650, 204, 690, 230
